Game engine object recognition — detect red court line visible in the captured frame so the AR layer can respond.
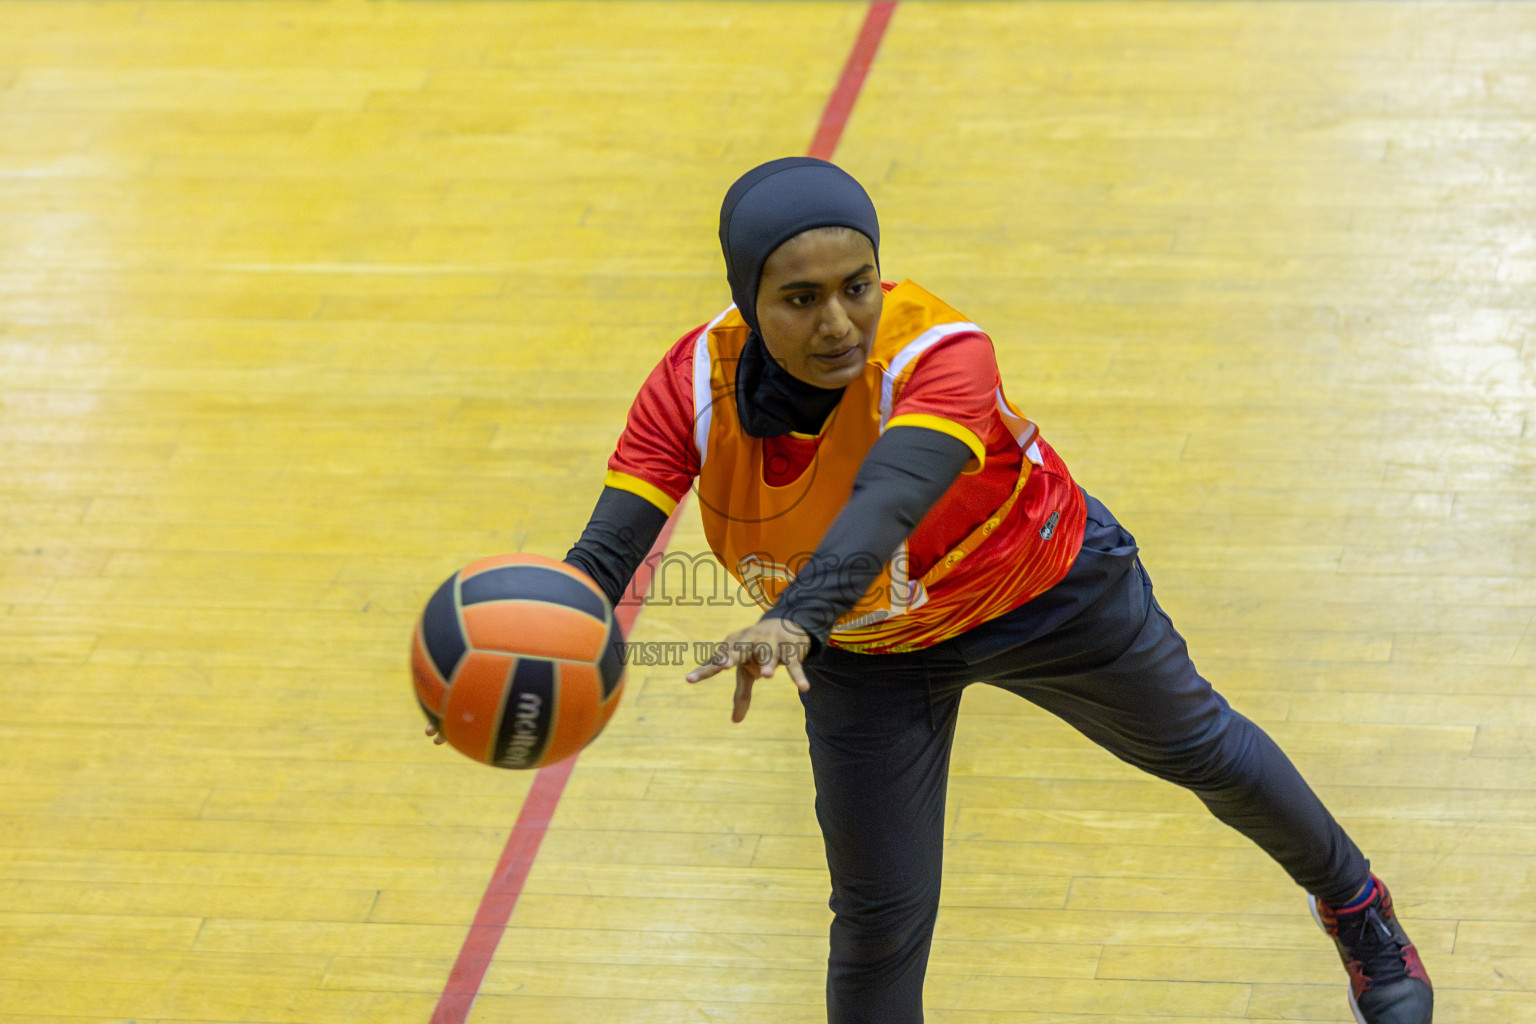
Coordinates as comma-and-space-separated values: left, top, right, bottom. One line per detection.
430, 4, 897, 1020
428, 525, 668, 1024
808, 1, 898, 161
428, 750, 579, 1024
430, 530, 671, 1024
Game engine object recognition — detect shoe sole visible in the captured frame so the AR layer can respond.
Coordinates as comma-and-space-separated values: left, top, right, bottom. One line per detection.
1309, 894, 1369, 1024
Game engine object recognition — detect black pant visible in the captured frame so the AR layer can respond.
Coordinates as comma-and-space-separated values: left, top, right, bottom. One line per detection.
799, 494, 1369, 1024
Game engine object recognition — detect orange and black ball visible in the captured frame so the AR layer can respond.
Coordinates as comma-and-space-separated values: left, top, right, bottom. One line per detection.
411, 553, 624, 769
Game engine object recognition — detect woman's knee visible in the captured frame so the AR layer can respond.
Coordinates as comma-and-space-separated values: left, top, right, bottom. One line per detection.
1142, 708, 1271, 794
828, 877, 942, 968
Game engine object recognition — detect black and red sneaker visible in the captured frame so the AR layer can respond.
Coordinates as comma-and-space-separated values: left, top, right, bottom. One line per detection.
1310, 875, 1433, 1024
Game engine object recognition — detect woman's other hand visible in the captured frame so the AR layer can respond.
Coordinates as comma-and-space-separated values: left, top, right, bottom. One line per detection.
686, 617, 811, 723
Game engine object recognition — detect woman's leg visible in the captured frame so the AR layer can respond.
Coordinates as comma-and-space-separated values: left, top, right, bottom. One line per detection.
801, 650, 963, 1024
980, 558, 1369, 903
976, 553, 1431, 1021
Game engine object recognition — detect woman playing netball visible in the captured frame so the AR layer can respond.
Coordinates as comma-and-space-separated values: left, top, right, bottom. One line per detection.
562, 157, 1433, 1024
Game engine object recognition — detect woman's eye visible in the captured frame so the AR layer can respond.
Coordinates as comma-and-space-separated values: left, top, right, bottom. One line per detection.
789, 294, 814, 308
847, 280, 869, 297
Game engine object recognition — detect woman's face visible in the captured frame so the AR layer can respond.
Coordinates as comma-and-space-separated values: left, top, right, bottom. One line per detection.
754, 227, 882, 389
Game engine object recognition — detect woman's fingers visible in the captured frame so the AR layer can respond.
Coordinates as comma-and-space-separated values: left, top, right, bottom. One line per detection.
732, 665, 755, 723
783, 646, 811, 694
687, 619, 813, 719
686, 642, 739, 683
685, 658, 725, 684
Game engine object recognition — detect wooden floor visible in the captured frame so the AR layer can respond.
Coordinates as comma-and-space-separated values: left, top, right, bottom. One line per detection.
2, 1, 1534, 1021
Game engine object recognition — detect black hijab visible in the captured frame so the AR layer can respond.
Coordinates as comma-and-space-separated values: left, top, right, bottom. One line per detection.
717, 158, 881, 437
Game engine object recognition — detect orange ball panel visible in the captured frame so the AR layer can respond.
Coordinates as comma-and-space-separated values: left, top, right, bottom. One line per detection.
461, 552, 607, 600
441, 650, 516, 765
539, 662, 602, 766
461, 601, 608, 663
410, 623, 448, 717
461, 551, 548, 576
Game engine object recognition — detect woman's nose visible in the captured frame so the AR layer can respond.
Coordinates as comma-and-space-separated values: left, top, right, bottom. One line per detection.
821, 297, 852, 337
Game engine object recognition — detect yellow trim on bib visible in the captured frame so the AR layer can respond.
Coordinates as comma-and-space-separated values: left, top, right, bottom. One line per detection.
604, 469, 679, 516
885, 413, 986, 474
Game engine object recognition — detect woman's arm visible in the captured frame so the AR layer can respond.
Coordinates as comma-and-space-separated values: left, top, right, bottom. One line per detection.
764, 424, 974, 646
684, 425, 971, 720
564, 325, 703, 604
563, 486, 670, 608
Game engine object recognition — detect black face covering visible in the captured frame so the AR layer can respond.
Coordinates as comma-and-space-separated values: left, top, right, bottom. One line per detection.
717, 158, 881, 438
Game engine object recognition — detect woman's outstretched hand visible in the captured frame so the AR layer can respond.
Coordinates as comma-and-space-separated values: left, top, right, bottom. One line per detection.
686, 616, 811, 723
